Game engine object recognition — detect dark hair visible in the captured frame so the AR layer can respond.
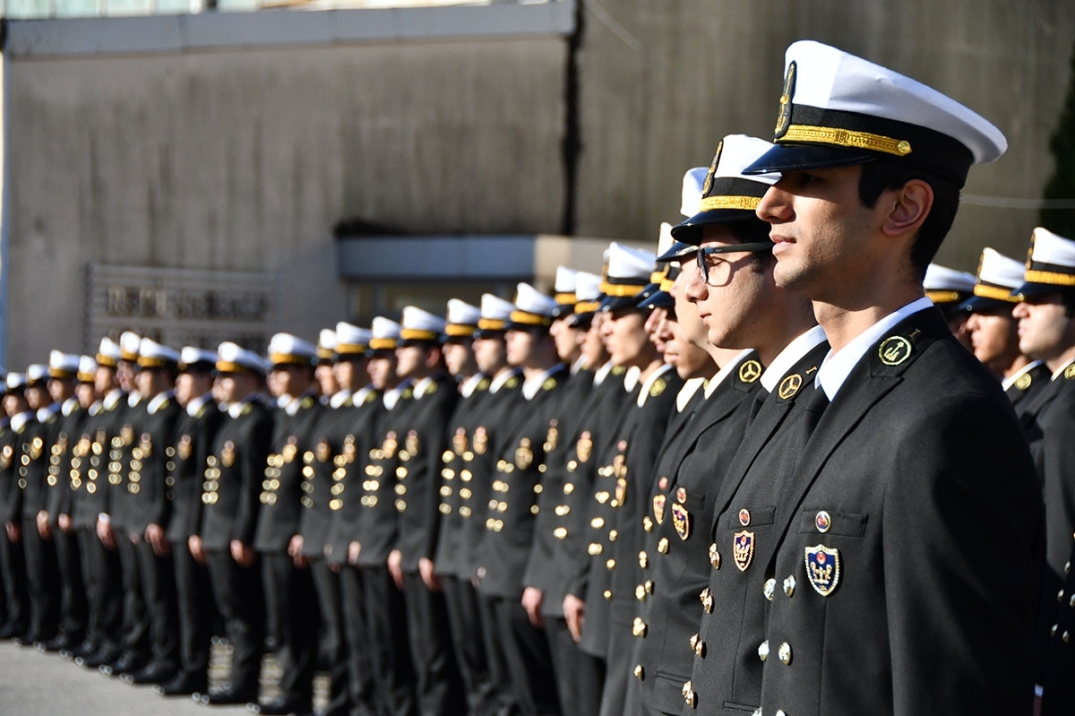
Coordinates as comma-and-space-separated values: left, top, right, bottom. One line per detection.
1062, 291, 1075, 319
858, 160, 961, 281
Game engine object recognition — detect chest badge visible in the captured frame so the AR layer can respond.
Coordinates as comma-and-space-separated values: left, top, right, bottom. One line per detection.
733, 530, 755, 571
804, 544, 841, 596
878, 336, 912, 366
671, 503, 691, 541
652, 494, 666, 524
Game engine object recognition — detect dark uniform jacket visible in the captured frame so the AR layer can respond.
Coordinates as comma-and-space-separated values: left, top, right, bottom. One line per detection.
125, 392, 182, 535
0, 415, 33, 526
199, 398, 273, 553
394, 374, 459, 573
434, 374, 492, 580
18, 408, 55, 521
458, 371, 523, 580
253, 393, 323, 554
477, 365, 569, 599
1007, 360, 1050, 417
681, 339, 831, 715
45, 400, 87, 528
106, 398, 146, 534
322, 388, 384, 566
165, 395, 225, 544
758, 308, 1041, 716
355, 383, 416, 569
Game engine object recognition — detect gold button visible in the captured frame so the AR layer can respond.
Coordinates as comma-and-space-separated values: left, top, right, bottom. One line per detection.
645, 580, 654, 594
635, 585, 646, 601
700, 588, 713, 613
554, 527, 568, 540
633, 665, 644, 680
604, 590, 612, 601
643, 516, 653, 532
639, 551, 648, 569
709, 543, 721, 569
682, 681, 696, 708
606, 559, 616, 571
694, 639, 706, 658
657, 537, 670, 554
758, 640, 769, 662
632, 617, 647, 638
783, 576, 796, 597
779, 642, 792, 665
764, 579, 776, 601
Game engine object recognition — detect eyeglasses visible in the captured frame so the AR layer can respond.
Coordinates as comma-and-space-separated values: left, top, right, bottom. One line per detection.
696, 242, 774, 285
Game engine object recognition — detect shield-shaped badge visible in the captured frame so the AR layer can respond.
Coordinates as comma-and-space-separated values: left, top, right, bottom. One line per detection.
733, 530, 755, 571
652, 494, 666, 524
804, 544, 841, 596
671, 502, 691, 541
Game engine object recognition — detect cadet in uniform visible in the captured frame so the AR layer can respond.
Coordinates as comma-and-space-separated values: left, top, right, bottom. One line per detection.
355, 317, 418, 716
0, 372, 31, 641
477, 283, 569, 716
960, 247, 1049, 409
156, 347, 223, 697
923, 263, 977, 349
434, 299, 497, 716
1009, 227, 1075, 700
251, 333, 324, 715
744, 40, 1039, 714
196, 342, 273, 706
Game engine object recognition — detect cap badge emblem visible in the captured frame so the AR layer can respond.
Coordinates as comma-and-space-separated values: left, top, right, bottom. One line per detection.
775, 61, 797, 138
701, 141, 723, 198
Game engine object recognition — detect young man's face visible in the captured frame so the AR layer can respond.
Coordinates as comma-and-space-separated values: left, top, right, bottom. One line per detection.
966, 308, 1019, 367
76, 382, 97, 409
473, 336, 506, 375
366, 354, 397, 390
315, 362, 338, 397
550, 316, 583, 363
443, 341, 473, 378
395, 344, 430, 380
601, 308, 650, 367
505, 329, 537, 368
684, 226, 774, 351
94, 366, 116, 396
1013, 293, 1075, 362
580, 314, 608, 369
756, 165, 884, 301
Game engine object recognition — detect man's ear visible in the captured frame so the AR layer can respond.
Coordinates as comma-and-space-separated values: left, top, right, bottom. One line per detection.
882, 179, 934, 238
425, 346, 442, 370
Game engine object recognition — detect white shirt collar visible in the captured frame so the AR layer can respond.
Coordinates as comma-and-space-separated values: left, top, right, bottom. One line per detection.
187, 393, 213, 417
461, 373, 485, 399
1003, 360, 1044, 390
103, 389, 125, 410
676, 377, 708, 412
330, 389, 353, 409
383, 379, 412, 411
570, 355, 587, 375
592, 361, 615, 386
1050, 357, 1075, 381
760, 325, 829, 393
147, 390, 175, 415
705, 349, 755, 399
414, 376, 437, 399
61, 397, 81, 417
490, 367, 521, 393
11, 411, 34, 433
127, 391, 142, 408
284, 390, 318, 416
816, 297, 933, 400
227, 395, 261, 419
89, 400, 104, 416
37, 403, 60, 422
623, 366, 642, 393
523, 365, 562, 400
352, 385, 374, 405
637, 363, 676, 407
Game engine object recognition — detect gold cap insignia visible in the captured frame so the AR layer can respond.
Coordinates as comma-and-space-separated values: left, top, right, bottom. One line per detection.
738, 359, 763, 384
1015, 372, 1033, 390
775, 61, 797, 137
778, 374, 803, 400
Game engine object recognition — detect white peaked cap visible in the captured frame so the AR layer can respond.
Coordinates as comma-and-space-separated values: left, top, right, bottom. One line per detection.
369, 317, 402, 351
77, 355, 98, 381
268, 333, 318, 365
400, 306, 446, 342
48, 350, 81, 377
606, 242, 655, 283
179, 347, 218, 369
336, 322, 372, 355
27, 364, 49, 384
509, 283, 558, 328
1028, 227, 1075, 269
924, 264, 977, 293
574, 271, 604, 313
318, 329, 337, 351
120, 331, 142, 361
555, 267, 579, 295
6, 372, 27, 391
97, 337, 122, 367
138, 338, 181, 368
446, 299, 481, 327
977, 248, 1026, 291
217, 341, 270, 374
477, 294, 515, 332
656, 223, 674, 258
680, 167, 708, 217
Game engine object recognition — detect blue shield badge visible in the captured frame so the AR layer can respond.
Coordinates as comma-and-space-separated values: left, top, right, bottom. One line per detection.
804, 544, 841, 596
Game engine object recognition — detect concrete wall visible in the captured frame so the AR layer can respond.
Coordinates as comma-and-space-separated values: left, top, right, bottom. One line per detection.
3, 17, 568, 365
573, 0, 1075, 270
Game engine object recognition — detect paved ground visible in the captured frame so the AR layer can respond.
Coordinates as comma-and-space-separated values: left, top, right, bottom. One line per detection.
0, 641, 274, 715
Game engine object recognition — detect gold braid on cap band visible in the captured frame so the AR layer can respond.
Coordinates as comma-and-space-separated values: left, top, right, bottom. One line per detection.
698, 195, 762, 212
973, 283, 1020, 302
400, 328, 440, 342
120, 350, 139, 362
925, 290, 962, 304
216, 360, 252, 373
555, 292, 577, 305
599, 282, 645, 298
509, 310, 552, 326
1023, 269, 1075, 287
317, 348, 336, 360
478, 318, 506, 331
575, 301, 601, 314
136, 357, 169, 369
335, 343, 367, 355
96, 354, 117, 368
445, 324, 477, 337
270, 353, 314, 365
779, 125, 912, 157
77, 371, 96, 382
48, 368, 76, 379
368, 338, 398, 350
